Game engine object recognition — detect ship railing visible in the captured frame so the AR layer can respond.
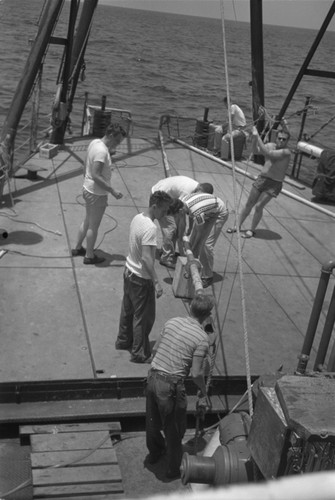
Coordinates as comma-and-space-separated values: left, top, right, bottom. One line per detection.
81, 94, 133, 154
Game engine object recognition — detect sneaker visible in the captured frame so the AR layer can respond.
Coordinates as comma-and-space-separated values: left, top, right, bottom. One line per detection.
83, 255, 105, 265
71, 247, 86, 257
201, 277, 213, 288
160, 259, 175, 269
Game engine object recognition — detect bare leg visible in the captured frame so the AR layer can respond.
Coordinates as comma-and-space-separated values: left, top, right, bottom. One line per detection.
85, 204, 106, 258
250, 192, 273, 232
239, 186, 262, 228
74, 216, 89, 250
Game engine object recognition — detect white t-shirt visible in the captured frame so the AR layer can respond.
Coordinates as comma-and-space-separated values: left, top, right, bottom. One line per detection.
151, 175, 199, 201
126, 213, 157, 279
231, 104, 246, 128
83, 139, 112, 195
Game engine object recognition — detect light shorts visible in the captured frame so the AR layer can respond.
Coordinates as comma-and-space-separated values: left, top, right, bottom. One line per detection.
253, 175, 283, 198
83, 188, 108, 208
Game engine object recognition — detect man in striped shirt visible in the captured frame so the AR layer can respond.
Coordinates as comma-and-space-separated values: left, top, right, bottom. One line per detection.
180, 192, 229, 287
145, 294, 214, 479
151, 176, 213, 269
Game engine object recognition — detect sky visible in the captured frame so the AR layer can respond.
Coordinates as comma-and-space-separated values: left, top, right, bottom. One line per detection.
98, 0, 335, 31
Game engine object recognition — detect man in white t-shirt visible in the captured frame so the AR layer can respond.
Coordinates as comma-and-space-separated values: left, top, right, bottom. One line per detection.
213, 97, 246, 155
115, 190, 172, 363
151, 176, 213, 269
71, 123, 125, 264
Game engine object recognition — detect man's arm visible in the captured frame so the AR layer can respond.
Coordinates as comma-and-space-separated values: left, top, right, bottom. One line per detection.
91, 161, 123, 198
142, 245, 163, 298
252, 126, 290, 160
190, 355, 207, 396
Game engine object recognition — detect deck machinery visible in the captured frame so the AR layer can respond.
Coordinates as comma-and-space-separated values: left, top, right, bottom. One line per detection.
181, 261, 335, 486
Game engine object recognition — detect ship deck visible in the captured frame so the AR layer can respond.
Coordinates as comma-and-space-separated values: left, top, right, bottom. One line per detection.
1, 134, 334, 387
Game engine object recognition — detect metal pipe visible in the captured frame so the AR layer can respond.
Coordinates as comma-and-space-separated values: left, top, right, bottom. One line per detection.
183, 236, 204, 295
296, 261, 335, 374
250, 0, 265, 134
291, 96, 311, 178
172, 137, 335, 220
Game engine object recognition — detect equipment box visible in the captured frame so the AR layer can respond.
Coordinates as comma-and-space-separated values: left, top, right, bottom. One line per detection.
39, 144, 59, 159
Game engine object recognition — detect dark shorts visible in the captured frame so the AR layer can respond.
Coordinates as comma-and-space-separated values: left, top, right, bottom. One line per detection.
253, 176, 283, 198
83, 188, 108, 207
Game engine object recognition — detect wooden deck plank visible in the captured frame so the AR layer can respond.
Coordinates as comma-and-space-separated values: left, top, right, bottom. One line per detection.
32, 464, 122, 486
31, 448, 118, 468
33, 482, 124, 498
21, 422, 121, 435
30, 431, 113, 452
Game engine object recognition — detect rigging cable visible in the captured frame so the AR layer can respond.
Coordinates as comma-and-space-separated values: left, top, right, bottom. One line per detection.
219, 0, 253, 418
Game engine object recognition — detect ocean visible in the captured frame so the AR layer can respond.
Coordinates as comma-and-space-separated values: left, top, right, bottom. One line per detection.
1, 0, 335, 170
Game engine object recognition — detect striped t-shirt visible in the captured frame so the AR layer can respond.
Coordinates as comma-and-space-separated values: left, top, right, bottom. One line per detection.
183, 193, 227, 225
151, 316, 209, 378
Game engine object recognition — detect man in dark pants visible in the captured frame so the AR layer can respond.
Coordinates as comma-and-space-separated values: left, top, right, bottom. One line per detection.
115, 190, 172, 363
145, 294, 214, 478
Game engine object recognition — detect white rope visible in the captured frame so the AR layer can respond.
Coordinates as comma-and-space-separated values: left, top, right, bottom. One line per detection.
219, 0, 253, 417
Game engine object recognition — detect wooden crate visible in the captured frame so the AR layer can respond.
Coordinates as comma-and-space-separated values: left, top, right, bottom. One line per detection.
20, 421, 125, 499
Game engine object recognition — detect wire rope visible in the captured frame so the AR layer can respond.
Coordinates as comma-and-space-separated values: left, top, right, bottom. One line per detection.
219, 0, 253, 418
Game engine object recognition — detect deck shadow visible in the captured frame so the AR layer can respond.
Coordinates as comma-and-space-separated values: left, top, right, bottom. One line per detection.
253, 228, 282, 240
1, 230, 43, 245
94, 251, 126, 267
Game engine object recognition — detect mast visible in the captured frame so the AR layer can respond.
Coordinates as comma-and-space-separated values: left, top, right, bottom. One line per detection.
0, 0, 64, 158
51, 0, 99, 144
249, 0, 265, 135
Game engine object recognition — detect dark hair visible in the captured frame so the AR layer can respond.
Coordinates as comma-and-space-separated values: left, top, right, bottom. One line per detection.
149, 190, 172, 207
105, 122, 127, 138
190, 294, 215, 321
276, 129, 290, 141
198, 182, 214, 194
168, 198, 184, 215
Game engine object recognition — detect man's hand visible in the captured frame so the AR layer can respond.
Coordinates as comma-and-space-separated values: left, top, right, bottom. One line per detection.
196, 393, 212, 419
155, 282, 163, 298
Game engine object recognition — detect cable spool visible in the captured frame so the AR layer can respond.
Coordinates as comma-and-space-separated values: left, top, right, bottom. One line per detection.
92, 110, 111, 138
92, 95, 111, 137
193, 107, 211, 148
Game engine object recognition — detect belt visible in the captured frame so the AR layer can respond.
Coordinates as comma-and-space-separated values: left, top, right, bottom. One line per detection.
150, 369, 184, 384
124, 267, 151, 283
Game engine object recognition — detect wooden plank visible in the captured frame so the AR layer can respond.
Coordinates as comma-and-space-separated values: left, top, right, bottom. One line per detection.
31, 431, 113, 452
33, 482, 124, 499
21, 421, 121, 435
32, 464, 122, 486
275, 375, 335, 440
34, 495, 124, 500
31, 448, 118, 468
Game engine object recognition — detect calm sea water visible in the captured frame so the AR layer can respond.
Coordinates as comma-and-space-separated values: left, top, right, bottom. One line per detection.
1, 0, 335, 156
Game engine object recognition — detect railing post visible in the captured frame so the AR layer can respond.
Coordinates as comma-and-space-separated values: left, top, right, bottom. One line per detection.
314, 284, 335, 371
291, 96, 311, 178
296, 260, 335, 374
